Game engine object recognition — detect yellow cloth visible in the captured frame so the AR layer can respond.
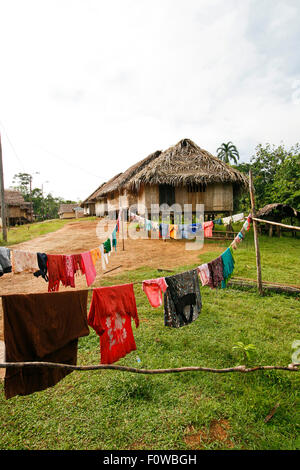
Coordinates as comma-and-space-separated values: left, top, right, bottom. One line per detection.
169, 224, 179, 239
90, 248, 101, 266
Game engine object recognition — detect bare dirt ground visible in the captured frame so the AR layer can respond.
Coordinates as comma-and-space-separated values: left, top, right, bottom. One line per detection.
0, 219, 222, 378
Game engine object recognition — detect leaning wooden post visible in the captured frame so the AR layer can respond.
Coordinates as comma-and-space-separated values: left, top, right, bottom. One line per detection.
249, 170, 263, 295
121, 208, 125, 251
0, 133, 7, 242
118, 191, 125, 251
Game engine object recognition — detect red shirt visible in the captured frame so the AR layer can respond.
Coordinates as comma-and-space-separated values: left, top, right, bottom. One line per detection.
88, 284, 139, 364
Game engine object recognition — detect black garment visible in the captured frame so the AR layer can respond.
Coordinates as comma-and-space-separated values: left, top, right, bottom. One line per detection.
33, 253, 48, 282
0, 247, 12, 277
164, 269, 202, 328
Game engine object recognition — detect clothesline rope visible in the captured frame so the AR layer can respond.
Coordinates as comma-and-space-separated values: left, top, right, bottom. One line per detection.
0, 361, 299, 374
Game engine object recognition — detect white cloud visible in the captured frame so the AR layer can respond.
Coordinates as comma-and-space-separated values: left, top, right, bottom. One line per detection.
0, 0, 299, 200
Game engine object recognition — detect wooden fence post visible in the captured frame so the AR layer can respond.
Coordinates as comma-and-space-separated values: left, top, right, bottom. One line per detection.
249, 170, 263, 295
0, 133, 7, 242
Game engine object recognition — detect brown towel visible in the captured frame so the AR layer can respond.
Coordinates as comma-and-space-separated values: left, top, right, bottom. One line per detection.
2, 290, 89, 399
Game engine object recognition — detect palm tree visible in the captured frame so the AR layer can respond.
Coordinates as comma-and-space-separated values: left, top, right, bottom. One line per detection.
217, 142, 240, 165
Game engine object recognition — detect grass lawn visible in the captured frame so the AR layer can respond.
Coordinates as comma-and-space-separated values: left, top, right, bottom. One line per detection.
0, 217, 98, 246
0, 231, 299, 450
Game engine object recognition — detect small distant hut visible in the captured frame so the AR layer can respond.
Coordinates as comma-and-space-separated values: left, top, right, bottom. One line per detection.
58, 203, 84, 220
256, 203, 300, 237
0, 190, 32, 226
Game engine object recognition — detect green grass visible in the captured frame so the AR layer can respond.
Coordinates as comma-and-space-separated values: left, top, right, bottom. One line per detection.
0, 232, 299, 450
0, 217, 98, 246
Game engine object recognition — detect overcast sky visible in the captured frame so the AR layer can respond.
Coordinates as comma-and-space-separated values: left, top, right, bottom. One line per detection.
0, 0, 299, 201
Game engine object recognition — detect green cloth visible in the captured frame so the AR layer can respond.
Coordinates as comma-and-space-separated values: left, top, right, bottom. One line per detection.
103, 238, 111, 254
112, 228, 117, 251
221, 246, 235, 288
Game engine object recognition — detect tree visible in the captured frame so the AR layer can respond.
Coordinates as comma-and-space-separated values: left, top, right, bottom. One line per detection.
11, 173, 77, 221
12, 172, 32, 197
217, 142, 240, 165
233, 143, 300, 213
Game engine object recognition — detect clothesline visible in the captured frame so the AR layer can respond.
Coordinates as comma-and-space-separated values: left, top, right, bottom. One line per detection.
0, 213, 252, 295
1, 361, 299, 374
128, 210, 245, 227
0, 212, 122, 290
1, 213, 288, 401
128, 210, 246, 240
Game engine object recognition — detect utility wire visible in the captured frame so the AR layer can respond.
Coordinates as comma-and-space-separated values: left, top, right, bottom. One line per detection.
0, 119, 25, 171
38, 146, 110, 181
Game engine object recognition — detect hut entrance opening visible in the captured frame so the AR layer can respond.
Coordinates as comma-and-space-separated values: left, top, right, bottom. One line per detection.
159, 184, 175, 207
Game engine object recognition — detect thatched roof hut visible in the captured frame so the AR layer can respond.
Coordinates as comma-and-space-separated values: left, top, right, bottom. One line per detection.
82, 138, 248, 217
0, 190, 32, 225
257, 203, 300, 221
58, 203, 84, 219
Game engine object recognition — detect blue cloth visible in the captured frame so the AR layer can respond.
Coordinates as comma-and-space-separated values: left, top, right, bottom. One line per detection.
188, 223, 202, 234
145, 219, 152, 231
160, 223, 170, 238
178, 224, 189, 239
213, 218, 222, 225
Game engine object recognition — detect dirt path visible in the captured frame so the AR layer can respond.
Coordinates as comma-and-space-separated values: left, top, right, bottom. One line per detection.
0, 219, 222, 378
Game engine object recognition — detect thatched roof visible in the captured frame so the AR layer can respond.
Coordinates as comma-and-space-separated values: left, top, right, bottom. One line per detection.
257, 203, 300, 221
58, 203, 80, 214
0, 190, 25, 207
126, 139, 248, 191
95, 151, 162, 198
81, 182, 107, 205
82, 138, 248, 202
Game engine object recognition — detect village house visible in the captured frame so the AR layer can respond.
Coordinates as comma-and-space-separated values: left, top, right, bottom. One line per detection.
82, 138, 248, 220
58, 203, 84, 220
0, 190, 32, 226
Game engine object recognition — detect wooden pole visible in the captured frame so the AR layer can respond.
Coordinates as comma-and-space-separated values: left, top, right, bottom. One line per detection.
0, 133, 7, 242
252, 217, 300, 232
121, 208, 125, 251
249, 170, 263, 295
118, 191, 125, 251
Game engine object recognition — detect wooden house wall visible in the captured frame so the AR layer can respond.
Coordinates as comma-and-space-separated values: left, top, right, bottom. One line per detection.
175, 183, 233, 213
59, 211, 75, 219
131, 183, 233, 215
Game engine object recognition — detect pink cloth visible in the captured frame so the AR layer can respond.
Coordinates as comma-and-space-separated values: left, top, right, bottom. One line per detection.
142, 277, 168, 308
63, 255, 76, 288
203, 221, 214, 238
81, 251, 97, 287
197, 264, 211, 286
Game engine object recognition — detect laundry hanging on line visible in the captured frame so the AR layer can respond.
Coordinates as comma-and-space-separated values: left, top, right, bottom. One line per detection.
87, 283, 140, 365
2, 289, 89, 399
4, 215, 121, 290
0, 247, 12, 277
1, 215, 252, 399
164, 269, 202, 328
